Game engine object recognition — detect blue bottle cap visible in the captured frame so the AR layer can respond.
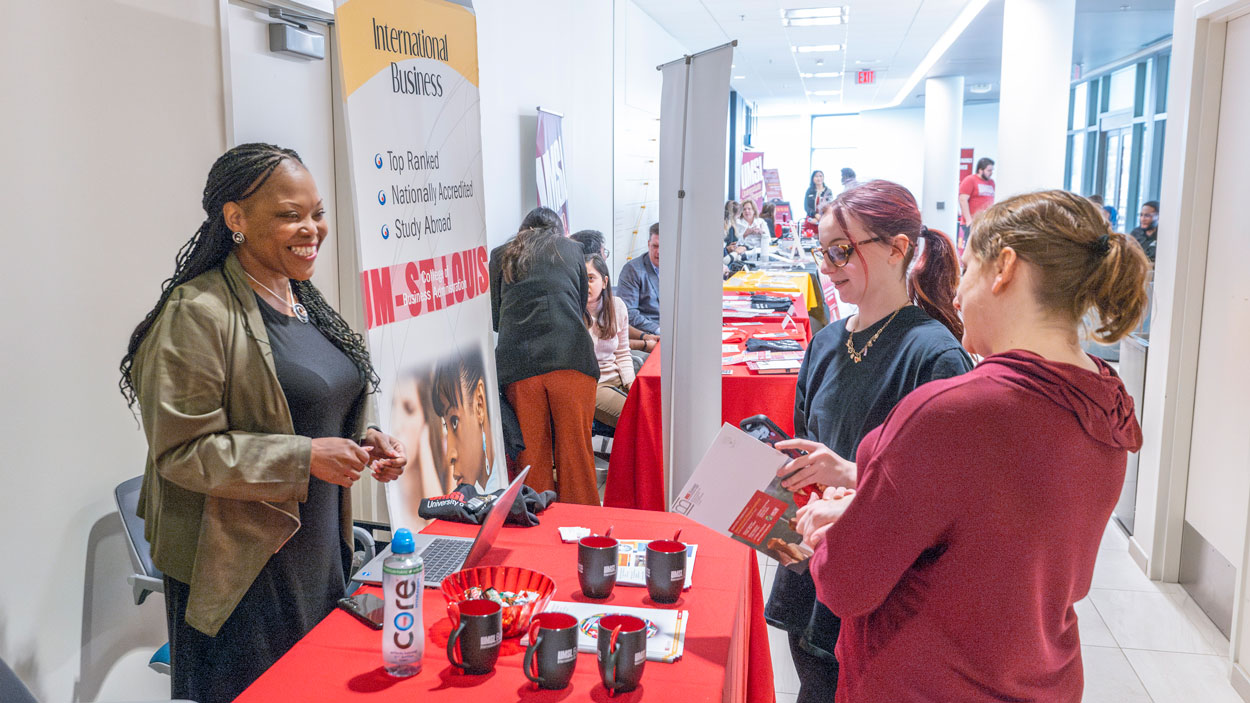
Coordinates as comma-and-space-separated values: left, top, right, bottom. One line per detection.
391, 528, 415, 554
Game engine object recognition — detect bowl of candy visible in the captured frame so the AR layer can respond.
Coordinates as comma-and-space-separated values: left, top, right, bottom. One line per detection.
441, 566, 556, 637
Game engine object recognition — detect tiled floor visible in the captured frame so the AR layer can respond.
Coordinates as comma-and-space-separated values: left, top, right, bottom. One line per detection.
760, 520, 1244, 703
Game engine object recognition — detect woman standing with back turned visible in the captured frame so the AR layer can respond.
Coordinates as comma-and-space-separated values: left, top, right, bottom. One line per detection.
765, 180, 973, 702
798, 190, 1148, 701
490, 207, 600, 504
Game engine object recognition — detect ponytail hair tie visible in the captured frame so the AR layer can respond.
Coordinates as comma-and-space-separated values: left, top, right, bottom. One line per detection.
1092, 233, 1111, 257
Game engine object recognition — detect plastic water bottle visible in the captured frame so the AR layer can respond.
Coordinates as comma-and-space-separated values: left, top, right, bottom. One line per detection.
383, 528, 424, 676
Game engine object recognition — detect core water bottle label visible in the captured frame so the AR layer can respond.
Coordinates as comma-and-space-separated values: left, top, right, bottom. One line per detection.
384, 565, 423, 576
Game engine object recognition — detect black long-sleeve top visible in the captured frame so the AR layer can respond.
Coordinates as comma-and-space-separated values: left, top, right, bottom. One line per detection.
489, 235, 599, 388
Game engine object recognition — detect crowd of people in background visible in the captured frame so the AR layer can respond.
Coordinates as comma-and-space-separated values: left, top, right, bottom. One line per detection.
127, 137, 1161, 703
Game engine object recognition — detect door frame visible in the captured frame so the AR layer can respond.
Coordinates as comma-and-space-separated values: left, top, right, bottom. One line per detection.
1138, 0, 1250, 696
217, 0, 383, 522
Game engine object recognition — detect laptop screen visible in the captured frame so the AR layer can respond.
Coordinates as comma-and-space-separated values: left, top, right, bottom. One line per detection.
461, 466, 530, 569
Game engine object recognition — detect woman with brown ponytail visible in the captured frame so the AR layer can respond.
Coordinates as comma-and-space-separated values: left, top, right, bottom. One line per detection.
764, 180, 973, 701
798, 190, 1149, 702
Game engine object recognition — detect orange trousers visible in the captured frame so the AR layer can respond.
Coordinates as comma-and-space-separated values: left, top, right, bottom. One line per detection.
505, 370, 599, 505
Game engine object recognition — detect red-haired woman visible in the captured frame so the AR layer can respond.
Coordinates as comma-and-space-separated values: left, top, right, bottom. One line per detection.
797, 190, 1148, 701
765, 180, 973, 701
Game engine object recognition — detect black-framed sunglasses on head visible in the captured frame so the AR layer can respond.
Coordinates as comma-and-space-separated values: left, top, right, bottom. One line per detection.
812, 238, 879, 269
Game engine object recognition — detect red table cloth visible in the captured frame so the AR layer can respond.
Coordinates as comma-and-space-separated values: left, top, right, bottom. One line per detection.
721, 291, 811, 342
604, 322, 805, 512
234, 504, 774, 703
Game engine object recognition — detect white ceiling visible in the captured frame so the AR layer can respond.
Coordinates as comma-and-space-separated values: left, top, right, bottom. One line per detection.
631, 0, 1175, 115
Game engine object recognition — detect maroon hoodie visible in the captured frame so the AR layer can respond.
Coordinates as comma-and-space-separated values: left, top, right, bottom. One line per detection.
811, 350, 1142, 703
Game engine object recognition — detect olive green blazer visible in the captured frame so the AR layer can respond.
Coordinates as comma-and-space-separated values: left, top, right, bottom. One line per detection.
134, 252, 376, 636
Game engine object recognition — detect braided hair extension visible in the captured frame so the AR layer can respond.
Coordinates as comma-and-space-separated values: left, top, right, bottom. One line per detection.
119, 143, 377, 409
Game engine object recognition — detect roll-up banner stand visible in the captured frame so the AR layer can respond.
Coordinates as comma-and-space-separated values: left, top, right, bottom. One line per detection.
536, 107, 570, 235
657, 42, 735, 504
335, 0, 505, 532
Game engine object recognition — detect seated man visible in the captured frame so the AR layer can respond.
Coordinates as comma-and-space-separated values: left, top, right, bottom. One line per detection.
617, 222, 661, 335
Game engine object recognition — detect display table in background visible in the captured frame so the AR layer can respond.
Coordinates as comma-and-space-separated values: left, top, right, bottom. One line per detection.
234, 504, 774, 703
723, 270, 819, 312
604, 321, 806, 512
721, 291, 811, 342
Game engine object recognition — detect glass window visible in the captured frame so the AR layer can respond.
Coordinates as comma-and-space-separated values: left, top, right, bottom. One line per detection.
1070, 131, 1086, 193
1149, 118, 1166, 200
1071, 82, 1088, 130
1134, 62, 1148, 118
1109, 66, 1135, 112
1116, 131, 1132, 229
1155, 54, 1170, 114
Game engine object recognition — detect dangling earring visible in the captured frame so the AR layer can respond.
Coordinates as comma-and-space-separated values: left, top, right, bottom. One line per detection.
232, 231, 246, 244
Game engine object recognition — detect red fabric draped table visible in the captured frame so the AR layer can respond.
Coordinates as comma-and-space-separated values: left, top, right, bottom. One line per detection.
604, 321, 806, 512
721, 291, 811, 342
234, 503, 774, 703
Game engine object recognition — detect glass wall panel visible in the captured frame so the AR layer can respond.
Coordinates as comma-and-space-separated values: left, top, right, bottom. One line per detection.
1072, 82, 1089, 129
1070, 131, 1086, 193
1109, 66, 1135, 112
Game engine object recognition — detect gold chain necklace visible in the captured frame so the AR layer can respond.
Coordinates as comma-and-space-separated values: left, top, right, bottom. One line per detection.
845, 306, 907, 363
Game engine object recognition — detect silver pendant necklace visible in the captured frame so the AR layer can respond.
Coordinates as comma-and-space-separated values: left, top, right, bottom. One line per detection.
244, 271, 309, 323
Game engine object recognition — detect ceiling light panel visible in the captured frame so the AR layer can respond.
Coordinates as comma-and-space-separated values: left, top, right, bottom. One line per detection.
800, 71, 843, 78
782, 7, 845, 20
793, 44, 842, 53
783, 17, 842, 26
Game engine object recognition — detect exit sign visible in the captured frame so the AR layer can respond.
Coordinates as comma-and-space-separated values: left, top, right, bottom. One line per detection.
856, 70, 875, 85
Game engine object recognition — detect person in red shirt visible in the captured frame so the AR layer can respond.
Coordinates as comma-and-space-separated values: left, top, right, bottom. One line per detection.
957, 157, 996, 252
796, 190, 1150, 702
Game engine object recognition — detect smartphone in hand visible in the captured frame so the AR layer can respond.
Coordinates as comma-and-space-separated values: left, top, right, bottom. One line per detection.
739, 414, 805, 460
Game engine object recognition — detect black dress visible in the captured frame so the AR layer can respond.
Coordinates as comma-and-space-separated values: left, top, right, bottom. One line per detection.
764, 306, 972, 701
165, 295, 365, 703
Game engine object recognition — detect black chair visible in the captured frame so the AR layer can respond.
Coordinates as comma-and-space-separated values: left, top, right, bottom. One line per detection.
0, 657, 37, 703
116, 476, 379, 674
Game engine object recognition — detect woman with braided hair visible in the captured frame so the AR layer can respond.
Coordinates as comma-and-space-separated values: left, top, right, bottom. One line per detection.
120, 143, 406, 702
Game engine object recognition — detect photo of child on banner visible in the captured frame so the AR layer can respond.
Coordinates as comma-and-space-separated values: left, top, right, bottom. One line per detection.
388, 346, 507, 530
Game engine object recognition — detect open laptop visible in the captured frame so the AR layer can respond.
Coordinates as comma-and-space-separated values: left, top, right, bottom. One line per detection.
353, 467, 530, 588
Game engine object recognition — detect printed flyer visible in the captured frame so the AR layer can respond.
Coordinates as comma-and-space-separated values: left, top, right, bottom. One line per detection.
335, 0, 505, 532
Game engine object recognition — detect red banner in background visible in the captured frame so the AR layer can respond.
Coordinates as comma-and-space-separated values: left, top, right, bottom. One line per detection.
360, 246, 489, 330
536, 109, 570, 234
739, 151, 765, 210
763, 168, 783, 201
959, 148, 974, 181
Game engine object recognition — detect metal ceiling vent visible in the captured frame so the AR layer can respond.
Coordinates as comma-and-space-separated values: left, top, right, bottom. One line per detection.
268, 7, 327, 60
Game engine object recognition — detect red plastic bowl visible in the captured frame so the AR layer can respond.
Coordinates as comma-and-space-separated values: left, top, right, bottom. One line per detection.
441, 566, 556, 637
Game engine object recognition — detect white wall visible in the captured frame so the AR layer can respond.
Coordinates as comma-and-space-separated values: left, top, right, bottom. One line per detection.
0, 1, 226, 700
475, 0, 614, 251
612, 0, 687, 275
752, 115, 811, 213
753, 101, 999, 219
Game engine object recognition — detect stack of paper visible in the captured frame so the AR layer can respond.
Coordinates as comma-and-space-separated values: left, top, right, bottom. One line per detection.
537, 601, 689, 663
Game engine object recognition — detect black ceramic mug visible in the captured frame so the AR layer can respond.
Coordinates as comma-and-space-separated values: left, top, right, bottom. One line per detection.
523, 611, 580, 690
446, 599, 502, 674
578, 536, 619, 599
596, 614, 648, 693
645, 539, 687, 604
